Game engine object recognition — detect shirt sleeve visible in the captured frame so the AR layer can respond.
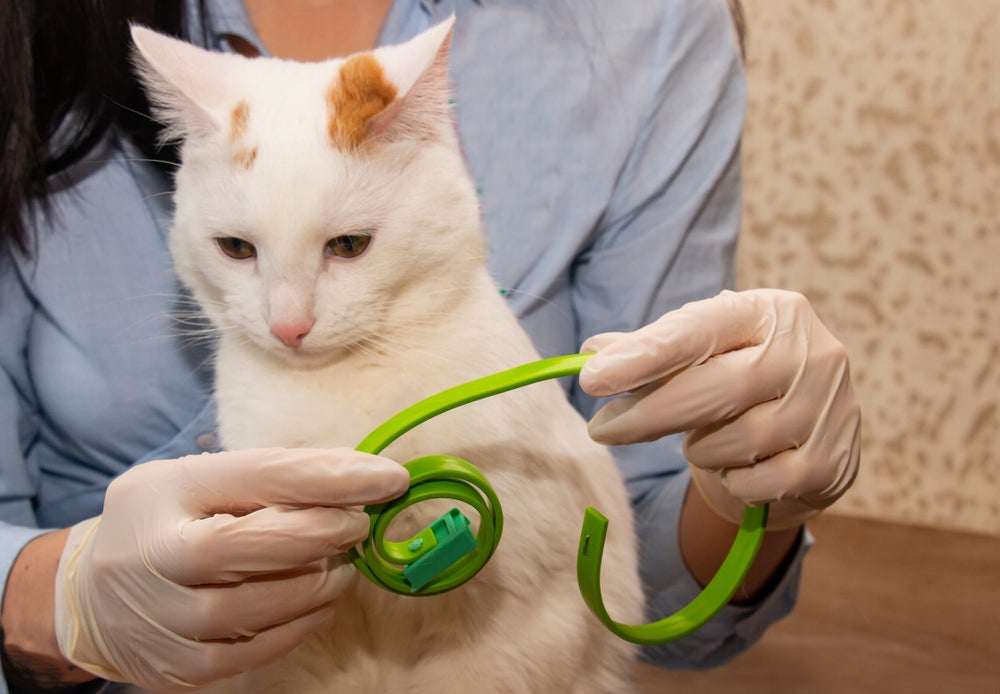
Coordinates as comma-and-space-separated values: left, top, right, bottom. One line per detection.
567, 0, 810, 668
0, 248, 45, 516
0, 253, 54, 694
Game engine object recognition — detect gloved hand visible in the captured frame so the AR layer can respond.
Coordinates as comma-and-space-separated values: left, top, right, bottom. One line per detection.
579, 289, 860, 530
54, 448, 408, 691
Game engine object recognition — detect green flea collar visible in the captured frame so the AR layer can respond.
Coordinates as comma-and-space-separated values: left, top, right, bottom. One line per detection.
348, 354, 768, 644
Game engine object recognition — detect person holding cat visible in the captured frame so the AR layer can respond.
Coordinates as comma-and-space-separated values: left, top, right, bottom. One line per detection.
0, 1, 860, 692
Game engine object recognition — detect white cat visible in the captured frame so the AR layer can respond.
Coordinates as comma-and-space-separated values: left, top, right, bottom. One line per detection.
132, 18, 643, 693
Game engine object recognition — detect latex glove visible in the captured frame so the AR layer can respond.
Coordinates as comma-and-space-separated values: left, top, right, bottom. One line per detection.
579, 289, 860, 530
55, 448, 408, 691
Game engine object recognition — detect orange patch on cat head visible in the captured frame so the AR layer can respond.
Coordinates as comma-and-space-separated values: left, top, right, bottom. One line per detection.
233, 145, 258, 169
326, 54, 398, 149
228, 101, 257, 169
230, 100, 251, 142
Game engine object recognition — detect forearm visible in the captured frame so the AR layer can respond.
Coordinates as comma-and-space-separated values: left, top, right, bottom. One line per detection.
679, 481, 800, 605
1, 529, 97, 691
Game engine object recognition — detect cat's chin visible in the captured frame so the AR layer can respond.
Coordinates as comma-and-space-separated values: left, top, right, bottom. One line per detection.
236, 335, 349, 371
263, 344, 349, 370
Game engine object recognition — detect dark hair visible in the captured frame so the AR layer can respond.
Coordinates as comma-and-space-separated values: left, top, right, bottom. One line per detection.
0, 1, 184, 255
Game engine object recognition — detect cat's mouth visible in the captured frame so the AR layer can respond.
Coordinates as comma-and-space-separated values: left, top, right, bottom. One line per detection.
272, 340, 325, 361
260, 336, 360, 370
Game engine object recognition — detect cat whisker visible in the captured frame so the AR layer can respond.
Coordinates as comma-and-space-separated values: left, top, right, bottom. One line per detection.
172, 329, 220, 343
355, 330, 477, 372
344, 340, 388, 361
83, 156, 179, 171
492, 287, 570, 320
121, 157, 181, 169
142, 190, 176, 201
105, 96, 162, 125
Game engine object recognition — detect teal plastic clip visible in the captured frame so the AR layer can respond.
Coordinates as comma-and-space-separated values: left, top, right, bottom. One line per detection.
349, 455, 502, 597
399, 508, 478, 592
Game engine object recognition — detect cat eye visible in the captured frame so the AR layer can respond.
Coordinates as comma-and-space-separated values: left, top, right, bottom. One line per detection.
216, 236, 256, 260
326, 234, 371, 259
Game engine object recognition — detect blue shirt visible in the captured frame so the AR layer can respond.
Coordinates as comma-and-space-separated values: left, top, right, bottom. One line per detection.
0, 0, 807, 688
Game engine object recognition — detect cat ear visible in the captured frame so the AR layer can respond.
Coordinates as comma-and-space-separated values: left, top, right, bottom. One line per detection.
328, 16, 456, 148
376, 15, 456, 141
130, 26, 245, 142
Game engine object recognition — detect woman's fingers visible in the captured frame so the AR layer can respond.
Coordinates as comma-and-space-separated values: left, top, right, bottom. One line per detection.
156, 558, 357, 641
587, 336, 804, 445
159, 602, 339, 690
579, 289, 861, 529
580, 290, 778, 397
682, 397, 814, 470
159, 505, 371, 584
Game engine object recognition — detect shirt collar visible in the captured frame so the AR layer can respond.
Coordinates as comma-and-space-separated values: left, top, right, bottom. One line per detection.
184, 0, 266, 54
183, 0, 465, 55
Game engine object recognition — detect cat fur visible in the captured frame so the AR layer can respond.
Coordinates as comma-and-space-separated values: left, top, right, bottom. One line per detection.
132, 18, 643, 694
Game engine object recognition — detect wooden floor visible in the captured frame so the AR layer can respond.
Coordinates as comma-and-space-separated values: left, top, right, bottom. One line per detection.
634, 513, 1000, 694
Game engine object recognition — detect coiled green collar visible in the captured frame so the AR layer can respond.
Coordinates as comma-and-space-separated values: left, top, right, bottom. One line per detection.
348, 354, 768, 644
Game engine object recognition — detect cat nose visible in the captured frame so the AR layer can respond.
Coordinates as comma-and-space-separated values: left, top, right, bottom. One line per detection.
270, 319, 314, 348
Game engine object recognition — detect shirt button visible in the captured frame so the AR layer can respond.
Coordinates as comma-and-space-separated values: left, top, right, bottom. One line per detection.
196, 433, 218, 451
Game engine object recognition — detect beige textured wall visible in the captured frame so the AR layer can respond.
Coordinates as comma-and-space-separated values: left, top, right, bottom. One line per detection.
737, 0, 1000, 534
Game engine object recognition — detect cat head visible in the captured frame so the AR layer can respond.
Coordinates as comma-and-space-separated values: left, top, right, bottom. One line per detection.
132, 18, 484, 366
